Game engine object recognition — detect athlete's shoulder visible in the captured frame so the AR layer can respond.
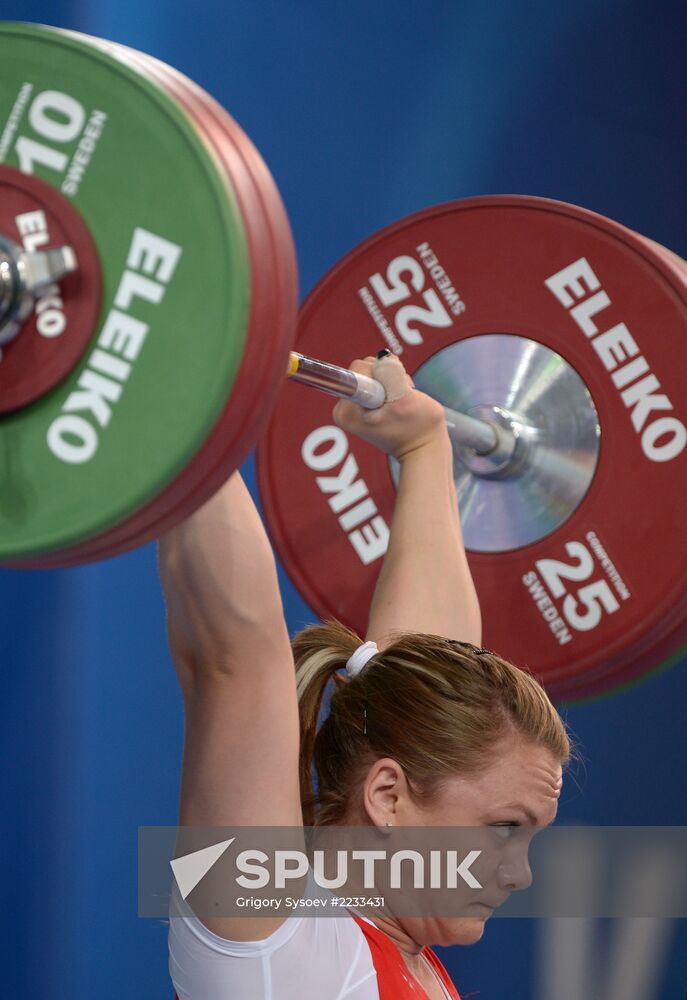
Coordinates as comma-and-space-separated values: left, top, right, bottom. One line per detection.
170, 902, 378, 999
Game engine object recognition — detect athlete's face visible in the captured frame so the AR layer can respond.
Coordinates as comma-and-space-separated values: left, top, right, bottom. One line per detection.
360, 734, 563, 947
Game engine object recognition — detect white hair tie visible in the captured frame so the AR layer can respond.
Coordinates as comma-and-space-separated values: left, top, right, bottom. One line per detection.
346, 641, 378, 678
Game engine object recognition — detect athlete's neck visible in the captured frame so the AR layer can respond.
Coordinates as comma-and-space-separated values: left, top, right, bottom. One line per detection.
367, 913, 424, 959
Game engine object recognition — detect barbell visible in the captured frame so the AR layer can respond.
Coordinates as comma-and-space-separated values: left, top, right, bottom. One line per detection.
0, 23, 685, 701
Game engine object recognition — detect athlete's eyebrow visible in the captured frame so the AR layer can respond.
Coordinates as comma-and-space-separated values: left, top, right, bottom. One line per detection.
492, 803, 541, 826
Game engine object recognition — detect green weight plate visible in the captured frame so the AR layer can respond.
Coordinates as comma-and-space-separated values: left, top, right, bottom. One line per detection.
11, 31, 297, 566
25, 32, 297, 565
0, 23, 250, 559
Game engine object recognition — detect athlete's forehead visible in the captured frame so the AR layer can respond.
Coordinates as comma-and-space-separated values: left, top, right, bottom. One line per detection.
432, 737, 563, 827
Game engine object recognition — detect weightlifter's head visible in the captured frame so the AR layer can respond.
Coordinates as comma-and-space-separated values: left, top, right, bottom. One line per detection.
294, 621, 568, 944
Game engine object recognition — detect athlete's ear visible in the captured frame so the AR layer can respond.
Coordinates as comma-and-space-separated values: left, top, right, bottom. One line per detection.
360, 757, 408, 827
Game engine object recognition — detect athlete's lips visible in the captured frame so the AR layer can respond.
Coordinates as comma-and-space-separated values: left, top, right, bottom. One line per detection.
471, 896, 510, 909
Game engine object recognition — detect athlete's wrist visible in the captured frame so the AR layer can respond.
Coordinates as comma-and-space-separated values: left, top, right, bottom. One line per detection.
395, 424, 452, 466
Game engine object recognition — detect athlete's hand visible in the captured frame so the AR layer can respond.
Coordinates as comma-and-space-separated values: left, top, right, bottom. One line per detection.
333, 353, 447, 461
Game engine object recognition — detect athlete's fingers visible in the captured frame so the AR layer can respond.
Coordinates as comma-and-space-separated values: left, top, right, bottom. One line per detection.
333, 354, 415, 434
347, 357, 375, 377
372, 352, 413, 403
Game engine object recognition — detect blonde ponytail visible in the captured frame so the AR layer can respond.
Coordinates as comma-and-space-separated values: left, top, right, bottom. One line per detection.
292, 621, 361, 825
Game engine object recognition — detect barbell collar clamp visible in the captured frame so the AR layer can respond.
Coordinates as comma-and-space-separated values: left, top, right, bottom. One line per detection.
0, 235, 78, 347
452, 404, 529, 478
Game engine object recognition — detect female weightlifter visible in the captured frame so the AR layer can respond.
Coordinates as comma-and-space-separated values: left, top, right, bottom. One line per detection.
161, 354, 569, 1000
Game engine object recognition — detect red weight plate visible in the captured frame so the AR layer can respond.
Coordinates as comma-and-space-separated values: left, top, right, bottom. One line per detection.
550, 614, 687, 704
22, 37, 297, 565
635, 234, 687, 288
0, 165, 102, 412
257, 197, 687, 700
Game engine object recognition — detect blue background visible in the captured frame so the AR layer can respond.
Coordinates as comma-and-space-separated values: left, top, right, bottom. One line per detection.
1, 2, 686, 998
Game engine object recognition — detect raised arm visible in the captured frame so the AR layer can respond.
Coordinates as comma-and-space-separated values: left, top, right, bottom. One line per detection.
159, 473, 301, 938
333, 354, 482, 648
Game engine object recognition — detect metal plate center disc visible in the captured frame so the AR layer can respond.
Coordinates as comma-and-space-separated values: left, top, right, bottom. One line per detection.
403, 334, 601, 552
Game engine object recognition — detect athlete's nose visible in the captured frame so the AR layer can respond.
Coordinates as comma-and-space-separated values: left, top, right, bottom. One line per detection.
497, 854, 533, 892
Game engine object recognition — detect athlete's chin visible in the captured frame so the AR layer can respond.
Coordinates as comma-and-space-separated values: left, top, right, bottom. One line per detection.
437, 916, 488, 946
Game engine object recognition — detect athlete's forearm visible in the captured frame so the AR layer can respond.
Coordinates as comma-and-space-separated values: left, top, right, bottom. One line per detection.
159, 473, 290, 692
366, 430, 482, 648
